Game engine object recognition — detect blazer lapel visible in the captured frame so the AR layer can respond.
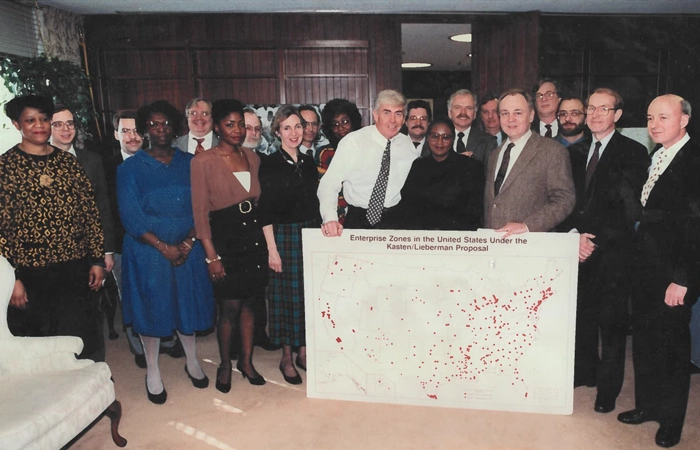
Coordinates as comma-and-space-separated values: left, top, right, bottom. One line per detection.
498, 134, 540, 194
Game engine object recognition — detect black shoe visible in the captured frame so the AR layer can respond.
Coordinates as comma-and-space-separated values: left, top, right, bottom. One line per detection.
618, 409, 656, 425
594, 394, 615, 413
279, 363, 302, 385
295, 355, 307, 372
255, 334, 282, 351
164, 340, 185, 358
145, 377, 167, 405
215, 367, 232, 394
656, 423, 683, 448
185, 365, 209, 389
236, 361, 266, 386
134, 353, 147, 369
108, 330, 119, 340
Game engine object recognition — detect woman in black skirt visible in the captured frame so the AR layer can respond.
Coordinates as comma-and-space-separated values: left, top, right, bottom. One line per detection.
260, 105, 321, 384
191, 99, 268, 392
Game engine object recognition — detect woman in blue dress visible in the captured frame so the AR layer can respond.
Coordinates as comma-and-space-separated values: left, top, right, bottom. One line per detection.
117, 100, 215, 404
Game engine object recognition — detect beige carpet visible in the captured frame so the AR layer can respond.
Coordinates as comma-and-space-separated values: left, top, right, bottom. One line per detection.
67, 331, 700, 450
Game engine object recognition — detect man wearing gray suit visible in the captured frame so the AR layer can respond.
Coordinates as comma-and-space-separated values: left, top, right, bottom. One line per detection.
173, 97, 219, 154
484, 89, 575, 237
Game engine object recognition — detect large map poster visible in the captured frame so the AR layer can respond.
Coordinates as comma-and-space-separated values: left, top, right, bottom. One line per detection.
302, 229, 579, 415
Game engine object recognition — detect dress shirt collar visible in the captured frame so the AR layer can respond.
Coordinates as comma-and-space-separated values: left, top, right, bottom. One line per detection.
588, 129, 616, 163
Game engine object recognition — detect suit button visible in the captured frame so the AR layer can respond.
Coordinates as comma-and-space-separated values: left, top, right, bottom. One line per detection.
243, 222, 246, 226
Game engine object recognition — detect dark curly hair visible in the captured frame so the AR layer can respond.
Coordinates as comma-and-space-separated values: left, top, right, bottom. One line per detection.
4, 95, 54, 122
321, 98, 362, 147
212, 98, 245, 124
136, 100, 184, 136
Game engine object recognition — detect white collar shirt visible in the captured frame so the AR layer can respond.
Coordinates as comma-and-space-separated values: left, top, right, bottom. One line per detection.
587, 129, 616, 165
187, 131, 214, 154
494, 129, 533, 183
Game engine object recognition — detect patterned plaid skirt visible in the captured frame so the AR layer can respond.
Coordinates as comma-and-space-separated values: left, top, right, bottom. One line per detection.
268, 218, 319, 346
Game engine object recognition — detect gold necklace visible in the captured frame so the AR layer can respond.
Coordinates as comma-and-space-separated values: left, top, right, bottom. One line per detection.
28, 152, 55, 187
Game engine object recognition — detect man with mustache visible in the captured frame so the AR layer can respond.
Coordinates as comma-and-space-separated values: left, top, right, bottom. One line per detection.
447, 89, 496, 164
243, 108, 271, 155
403, 99, 432, 157
555, 95, 589, 148
173, 97, 218, 154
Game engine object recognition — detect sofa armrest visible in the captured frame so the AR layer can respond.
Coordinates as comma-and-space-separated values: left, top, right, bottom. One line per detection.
0, 336, 92, 375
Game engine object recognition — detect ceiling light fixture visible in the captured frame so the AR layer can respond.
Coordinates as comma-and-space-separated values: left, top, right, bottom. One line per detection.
402, 62, 432, 69
449, 33, 472, 43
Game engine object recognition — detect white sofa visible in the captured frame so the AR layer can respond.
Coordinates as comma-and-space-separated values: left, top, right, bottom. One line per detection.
0, 256, 126, 449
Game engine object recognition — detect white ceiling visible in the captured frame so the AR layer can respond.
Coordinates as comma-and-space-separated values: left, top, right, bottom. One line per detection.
24, 1, 700, 72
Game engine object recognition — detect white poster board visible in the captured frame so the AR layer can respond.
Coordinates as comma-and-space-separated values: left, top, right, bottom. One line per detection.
303, 229, 579, 415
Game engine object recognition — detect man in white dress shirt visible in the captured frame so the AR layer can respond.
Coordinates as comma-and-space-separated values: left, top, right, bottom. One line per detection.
173, 98, 218, 154
318, 90, 419, 235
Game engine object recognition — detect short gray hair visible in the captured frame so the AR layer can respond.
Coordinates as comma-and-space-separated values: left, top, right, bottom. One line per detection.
373, 90, 406, 112
448, 89, 477, 110
185, 97, 212, 113
681, 98, 692, 118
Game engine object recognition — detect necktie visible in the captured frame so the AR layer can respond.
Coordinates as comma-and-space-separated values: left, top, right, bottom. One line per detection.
456, 132, 466, 153
585, 141, 601, 190
194, 138, 205, 154
640, 147, 669, 206
544, 124, 552, 138
306, 148, 314, 157
366, 140, 391, 226
413, 141, 420, 148
494, 143, 515, 196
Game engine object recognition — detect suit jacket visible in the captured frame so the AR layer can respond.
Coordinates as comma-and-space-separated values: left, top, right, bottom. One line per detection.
103, 150, 126, 254
173, 133, 219, 153
637, 138, 700, 295
484, 132, 575, 231
75, 147, 115, 253
461, 126, 497, 165
561, 132, 650, 267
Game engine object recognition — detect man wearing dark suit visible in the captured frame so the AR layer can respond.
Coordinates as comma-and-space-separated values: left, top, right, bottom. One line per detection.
531, 78, 562, 138
448, 89, 497, 164
477, 94, 505, 147
563, 88, 650, 414
617, 95, 700, 448
173, 97, 219, 154
484, 89, 575, 236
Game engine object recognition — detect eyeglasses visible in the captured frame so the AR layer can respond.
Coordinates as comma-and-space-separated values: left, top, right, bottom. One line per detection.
408, 115, 429, 122
245, 125, 261, 134
557, 110, 584, 119
585, 106, 617, 116
51, 120, 75, 130
119, 128, 139, 135
331, 118, 351, 128
187, 110, 210, 117
147, 120, 171, 128
428, 133, 453, 141
535, 91, 558, 101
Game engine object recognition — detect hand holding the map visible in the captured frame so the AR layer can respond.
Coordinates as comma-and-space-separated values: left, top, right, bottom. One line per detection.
578, 233, 596, 262
268, 248, 282, 273
496, 222, 528, 238
664, 282, 687, 307
322, 220, 343, 237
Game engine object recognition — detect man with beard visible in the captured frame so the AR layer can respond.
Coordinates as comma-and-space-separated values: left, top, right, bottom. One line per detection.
447, 89, 496, 164
173, 98, 218, 154
243, 108, 271, 155
555, 96, 589, 147
402, 99, 432, 157
565, 88, 649, 415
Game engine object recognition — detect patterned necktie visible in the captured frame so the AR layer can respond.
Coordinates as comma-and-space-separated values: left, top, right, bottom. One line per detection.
585, 141, 601, 190
494, 143, 515, 196
366, 140, 391, 226
456, 132, 466, 153
544, 124, 552, 138
194, 137, 205, 154
640, 147, 669, 206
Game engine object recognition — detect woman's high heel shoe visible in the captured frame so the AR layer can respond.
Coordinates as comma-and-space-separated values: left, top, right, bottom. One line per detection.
185, 364, 209, 389
216, 367, 232, 393
295, 355, 307, 372
236, 361, 266, 386
145, 376, 167, 405
279, 363, 302, 385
